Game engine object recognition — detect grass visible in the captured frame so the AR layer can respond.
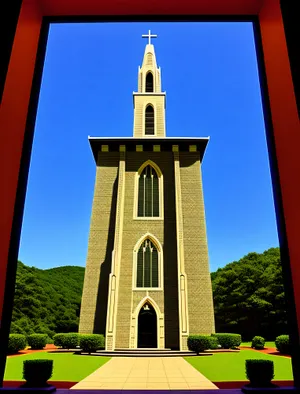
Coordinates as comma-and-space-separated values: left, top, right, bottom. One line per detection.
185, 350, 292, 382
241, 341, 276, 348
4, 352, 110, 381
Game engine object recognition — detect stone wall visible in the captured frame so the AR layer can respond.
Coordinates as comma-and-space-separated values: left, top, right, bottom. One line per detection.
79, 153, 119, 334
180, 152, 215, 335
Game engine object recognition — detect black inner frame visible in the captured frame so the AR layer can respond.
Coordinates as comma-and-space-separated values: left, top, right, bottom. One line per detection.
1, 13, 299, 388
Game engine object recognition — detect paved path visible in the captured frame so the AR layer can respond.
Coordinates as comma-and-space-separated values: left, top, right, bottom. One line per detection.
70, 357, 218, 390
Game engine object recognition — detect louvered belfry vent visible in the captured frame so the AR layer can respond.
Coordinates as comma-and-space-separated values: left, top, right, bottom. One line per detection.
138, 165, 159, 217
145, 105, 155, 135
136, 239, 159, 288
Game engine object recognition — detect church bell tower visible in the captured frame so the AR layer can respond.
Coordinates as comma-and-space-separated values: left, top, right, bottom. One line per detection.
133, 30, 166, 138
79, 31, 215, 351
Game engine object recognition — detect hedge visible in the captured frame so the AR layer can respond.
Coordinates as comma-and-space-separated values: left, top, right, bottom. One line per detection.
212, 333, 241, 349
208, 336, 219, 349
251, 336, 265, 350
23, 359, 53, 387
187, 335, 217, 353
27, 334, 48, 350
275, 335, 290, 355
246, 359, 274, 387
79, 334, 105, 353
53, 333, 65, 347
7, 334, 27, 354
53, 333, 80, 349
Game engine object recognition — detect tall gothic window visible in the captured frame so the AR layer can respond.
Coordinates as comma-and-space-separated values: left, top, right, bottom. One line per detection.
136, 239, 159, 288
138, 165, 159, 217
146, 72, 154, 92
145, 105, 155, 135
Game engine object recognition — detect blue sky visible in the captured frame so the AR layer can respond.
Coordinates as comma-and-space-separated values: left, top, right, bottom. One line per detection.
18, 22, 279, 272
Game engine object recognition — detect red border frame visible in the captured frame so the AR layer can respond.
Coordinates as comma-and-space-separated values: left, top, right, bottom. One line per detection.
1, 0, 299, 387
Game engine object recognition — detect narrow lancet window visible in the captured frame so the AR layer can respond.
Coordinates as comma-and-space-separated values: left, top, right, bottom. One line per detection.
136, 239, 159, 288
146, 72, 154, 92
145, 105, 155, 135
138, 165, 159, 217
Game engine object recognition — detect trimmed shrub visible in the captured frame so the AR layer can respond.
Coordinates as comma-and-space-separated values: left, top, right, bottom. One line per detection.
212, 333, 241, 349
64, 333, 80, 349
208, 336, 219, 350
27, 334, 47, 350
7, 334, 27, 354
187, 335, 212, 353
53, 333, 65, 348
246, 359, 274, 387
79, 334, 105, 353
275, 335, 290, 354
251, 336, 265, 350
23, 359, 53, 387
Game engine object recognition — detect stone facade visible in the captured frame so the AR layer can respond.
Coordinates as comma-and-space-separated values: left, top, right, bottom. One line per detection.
79, 33, 215, 350
79, 153, 119, 335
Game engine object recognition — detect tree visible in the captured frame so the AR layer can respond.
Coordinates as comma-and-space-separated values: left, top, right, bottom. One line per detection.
211, 247, 287, 340
11, 261, 85, 337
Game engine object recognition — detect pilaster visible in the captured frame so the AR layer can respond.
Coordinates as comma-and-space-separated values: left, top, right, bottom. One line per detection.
105, 150, 126, 350
173, 147, 189, 350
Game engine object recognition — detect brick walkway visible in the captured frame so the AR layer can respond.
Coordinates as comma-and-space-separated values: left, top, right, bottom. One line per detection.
70, 357, 218, 390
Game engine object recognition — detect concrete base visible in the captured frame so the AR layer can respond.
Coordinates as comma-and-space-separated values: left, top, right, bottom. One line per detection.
242, 385, 300, 393
0, 385, 56, 393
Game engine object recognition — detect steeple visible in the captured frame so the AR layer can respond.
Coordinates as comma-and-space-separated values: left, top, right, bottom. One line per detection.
133, 31, 166, 138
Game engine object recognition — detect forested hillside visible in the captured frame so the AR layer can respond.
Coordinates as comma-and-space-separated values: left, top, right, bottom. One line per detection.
10, 261, 85, 338
211, 247, 287, 340
11, 247, 287, 341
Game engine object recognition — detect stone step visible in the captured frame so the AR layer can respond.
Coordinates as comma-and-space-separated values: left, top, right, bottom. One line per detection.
75, 349, 212, 357
115, 348, 172, 351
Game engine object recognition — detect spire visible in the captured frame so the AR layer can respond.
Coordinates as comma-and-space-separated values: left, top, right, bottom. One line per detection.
138, 30, 160, 93
133, 31, 166, 138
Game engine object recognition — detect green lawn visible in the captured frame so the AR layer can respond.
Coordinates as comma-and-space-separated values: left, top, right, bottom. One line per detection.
185, 350, 292, 382
241, 341, 276, 348
4, 352, 110, 381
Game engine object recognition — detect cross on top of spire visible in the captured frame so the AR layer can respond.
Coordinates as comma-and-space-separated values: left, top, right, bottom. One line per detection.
142, 30, 157, 45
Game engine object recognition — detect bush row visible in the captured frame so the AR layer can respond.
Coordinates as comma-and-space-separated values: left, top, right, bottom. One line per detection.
8, 333, 105, 354
187, 333, 241, 353
53, 333, 104, 352
187, 333, 291, 354
8, 331, 290, 355
7, 334, 48, 354
212, 333, 242, 349
54, 333, 105, 353
250, 334, 290, 354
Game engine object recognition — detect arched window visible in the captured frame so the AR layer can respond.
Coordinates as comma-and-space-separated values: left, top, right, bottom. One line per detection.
138, 165, 159, 217
146, 72, 154, 92
136, 239, 159, 288
145, 105, 154, 135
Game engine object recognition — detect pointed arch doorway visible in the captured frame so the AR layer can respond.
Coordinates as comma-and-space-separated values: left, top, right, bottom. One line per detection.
138, 302, 157, 348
